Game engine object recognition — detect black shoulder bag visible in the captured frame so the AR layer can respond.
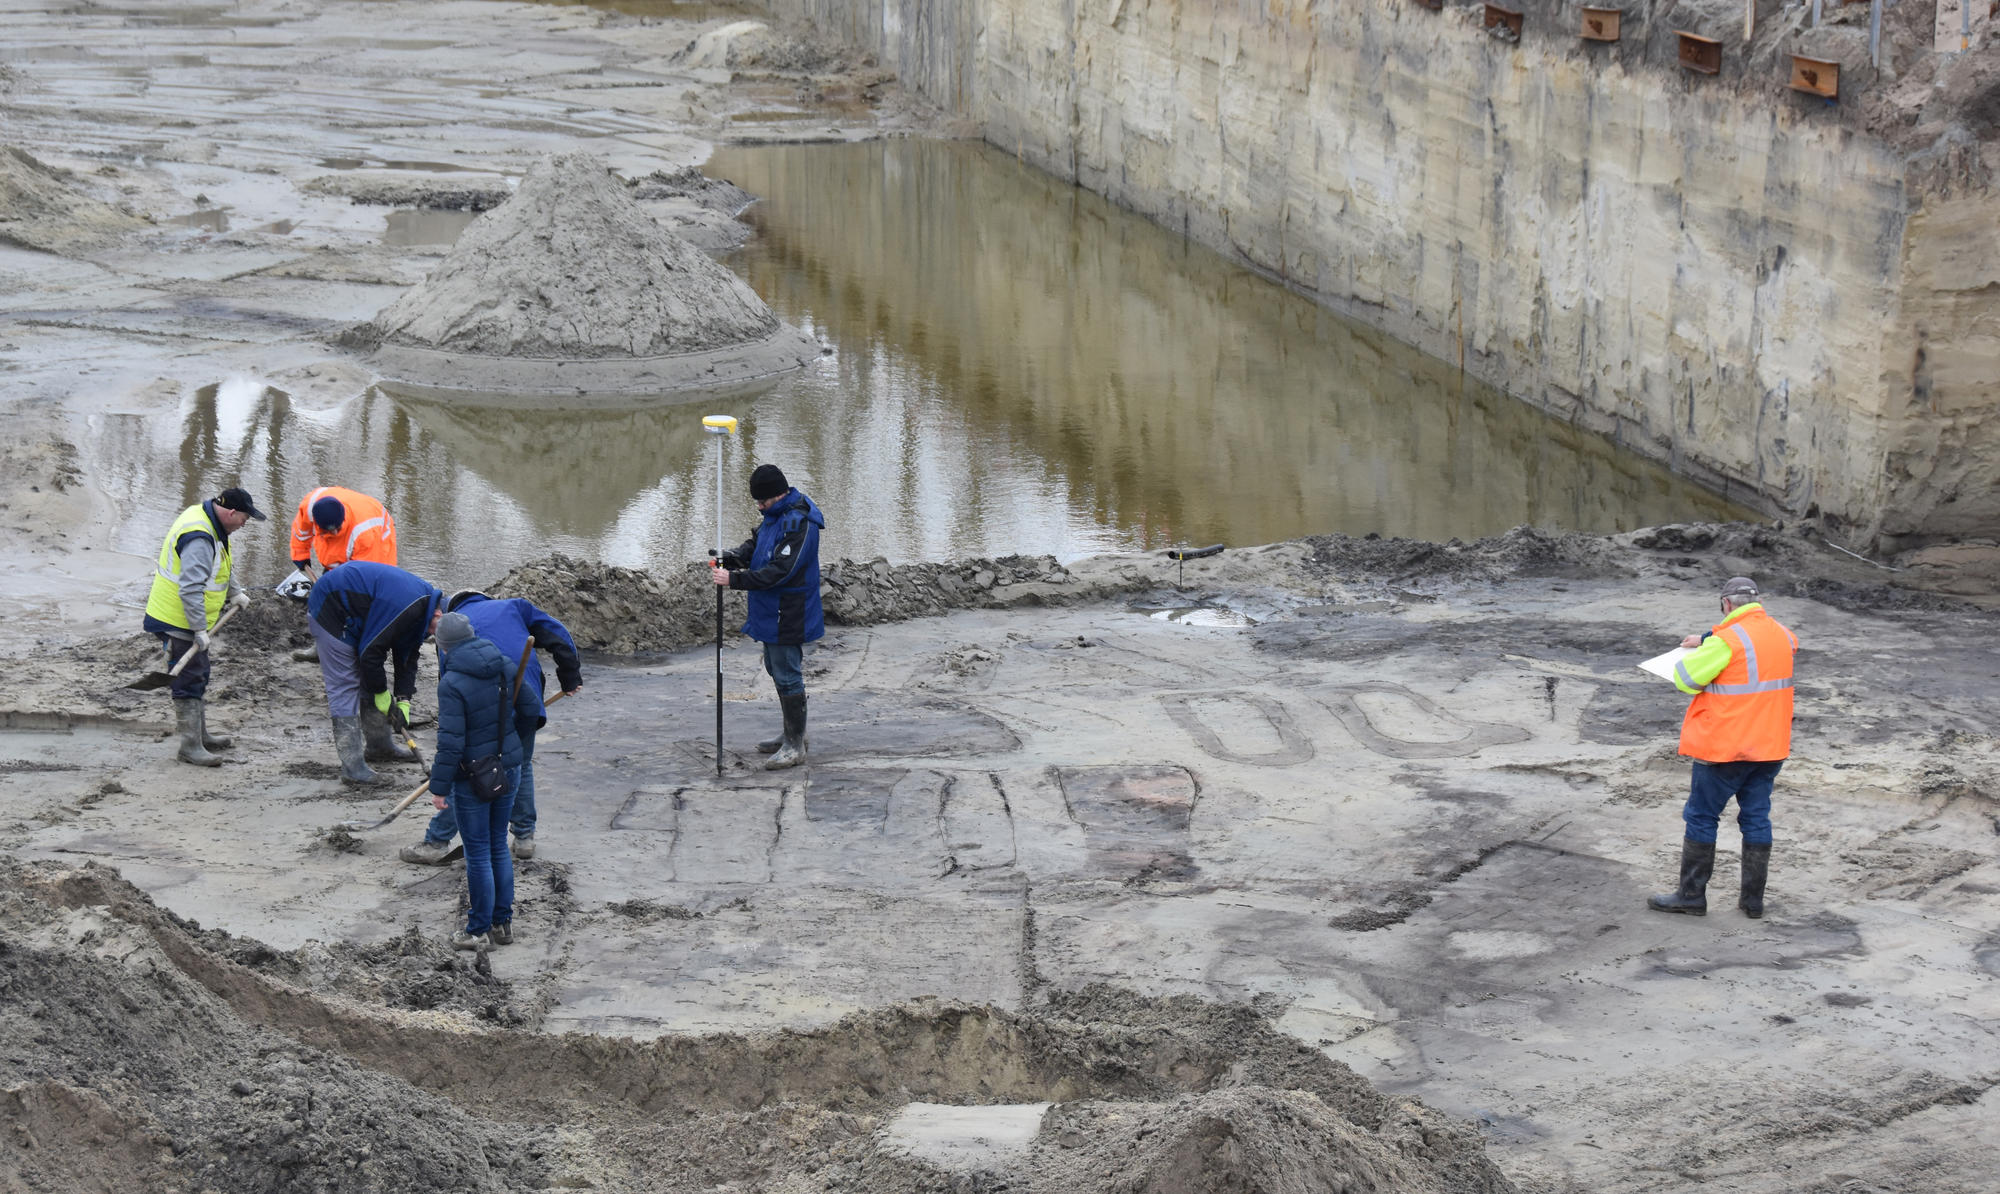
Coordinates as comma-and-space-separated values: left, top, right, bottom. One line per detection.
461, 673, 510, 803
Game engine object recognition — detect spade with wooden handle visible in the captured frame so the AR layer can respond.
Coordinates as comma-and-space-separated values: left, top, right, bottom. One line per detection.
338, 674, 571, 833
128, 603, 245, 691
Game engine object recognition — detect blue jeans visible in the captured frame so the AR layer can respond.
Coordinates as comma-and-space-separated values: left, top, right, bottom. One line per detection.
1684, 760, 1781, 845
425, 761, 535, 844
454, 768, 518, 936
143, 615, 209, 699
763, 642, 804, 697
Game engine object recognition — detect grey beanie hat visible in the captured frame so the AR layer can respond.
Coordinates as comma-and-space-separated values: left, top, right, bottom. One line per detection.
436, 611, 475, 649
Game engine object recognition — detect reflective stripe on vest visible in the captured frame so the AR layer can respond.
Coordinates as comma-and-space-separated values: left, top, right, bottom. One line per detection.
144, 504, 232, 630
1703, 625, 1795, 695
345, 515, 386, 556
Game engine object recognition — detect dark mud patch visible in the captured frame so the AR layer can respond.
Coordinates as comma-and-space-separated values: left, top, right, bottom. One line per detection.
1303, 524, 1641, 585
490, 552, 1146, 656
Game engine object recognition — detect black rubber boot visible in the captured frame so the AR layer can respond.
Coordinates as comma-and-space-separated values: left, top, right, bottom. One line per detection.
174, 699, 222, 767
359, 704, 418, 763
333, 716, 385, 787
756, 730, 784, 755
198, 702, 233, 751
763, 692, 808, 771
1739, 842, 1771, 918
1647, 838, 1715, 916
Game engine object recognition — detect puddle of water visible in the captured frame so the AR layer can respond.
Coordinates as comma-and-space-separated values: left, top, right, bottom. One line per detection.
706, 140, 1752, 552
88, 143, 1754, 595
1145, 607, 1256, 628
168, 209, 229, 232
381, 208, 481, 246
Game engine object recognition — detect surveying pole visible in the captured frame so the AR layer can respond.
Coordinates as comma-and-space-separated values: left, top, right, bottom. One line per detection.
702, 414, 738, 776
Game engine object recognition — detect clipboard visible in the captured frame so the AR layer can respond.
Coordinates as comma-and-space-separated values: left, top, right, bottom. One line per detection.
1638, 646, 1692, 683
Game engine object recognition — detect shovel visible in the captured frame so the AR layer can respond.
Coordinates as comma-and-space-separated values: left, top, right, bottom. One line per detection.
128, 603, 244, 690
338, 682, 571, 834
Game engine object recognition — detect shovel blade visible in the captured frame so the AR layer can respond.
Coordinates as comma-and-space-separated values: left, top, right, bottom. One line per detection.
125, 671, 176, 691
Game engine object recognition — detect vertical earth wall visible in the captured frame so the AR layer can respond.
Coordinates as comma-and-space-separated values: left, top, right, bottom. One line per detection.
757, 0, 2000, 546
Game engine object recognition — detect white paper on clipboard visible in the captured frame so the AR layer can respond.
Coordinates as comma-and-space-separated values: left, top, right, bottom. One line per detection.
1638, 646, 1692, 683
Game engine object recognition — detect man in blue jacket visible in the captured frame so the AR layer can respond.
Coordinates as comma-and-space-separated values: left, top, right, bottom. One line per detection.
711, 463, 825, 771
400, 590, 583, 866
304, 560, 444, 786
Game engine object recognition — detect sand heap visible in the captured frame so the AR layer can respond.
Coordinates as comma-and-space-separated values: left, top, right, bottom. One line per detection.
353, 152, 817, 396
0, 145, 142, 254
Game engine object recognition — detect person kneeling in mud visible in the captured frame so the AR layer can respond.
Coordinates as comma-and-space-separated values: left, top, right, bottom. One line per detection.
428, 612, 542, 951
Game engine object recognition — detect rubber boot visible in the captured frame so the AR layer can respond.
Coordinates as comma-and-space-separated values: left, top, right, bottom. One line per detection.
756, 730, 784, 755
359, 703, 418, 763
198, 702, 233, 751
399, 839, 454, 866
1647, 838, 1715, 916
1739, 842, 1771, 919
291, 643, 319, 663
763, 692, 808, 771
333, 716, 385, 787
174, 698, 222, 767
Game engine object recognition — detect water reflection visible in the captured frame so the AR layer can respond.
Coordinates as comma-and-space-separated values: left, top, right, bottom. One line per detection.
708, 140, 1748, 549
85, 379, 748, 591
90, 142, 1747, 593
382, 209, 481, 247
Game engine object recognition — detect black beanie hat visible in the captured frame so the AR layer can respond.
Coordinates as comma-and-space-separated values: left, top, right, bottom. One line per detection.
749, 464, 789, 501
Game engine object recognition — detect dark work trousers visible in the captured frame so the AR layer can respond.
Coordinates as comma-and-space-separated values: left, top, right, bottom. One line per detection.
142, 614, 209, 699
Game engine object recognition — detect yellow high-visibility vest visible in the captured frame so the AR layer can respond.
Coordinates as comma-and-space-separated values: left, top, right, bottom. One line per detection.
145, 503, 232, 630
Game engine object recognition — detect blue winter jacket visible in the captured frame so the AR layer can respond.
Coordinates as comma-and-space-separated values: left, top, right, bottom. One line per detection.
306, 561, 443, 699
725, 489, 825, 645
428, 634, 541, 797
452, 594, 582, 719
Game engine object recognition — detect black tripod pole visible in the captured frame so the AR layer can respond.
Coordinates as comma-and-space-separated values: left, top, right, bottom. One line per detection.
710, 550, 723, 776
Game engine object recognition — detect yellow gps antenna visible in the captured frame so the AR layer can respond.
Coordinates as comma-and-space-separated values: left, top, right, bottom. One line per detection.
702, 415, 737, 775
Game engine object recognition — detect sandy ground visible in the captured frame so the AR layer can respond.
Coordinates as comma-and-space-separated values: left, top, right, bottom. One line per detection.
4, 2, 2000, 1192
4, 524, 2000, 1192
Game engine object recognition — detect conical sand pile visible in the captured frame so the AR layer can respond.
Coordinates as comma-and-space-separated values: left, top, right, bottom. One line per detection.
0, 145, 143, 253
357, 152, 815, 397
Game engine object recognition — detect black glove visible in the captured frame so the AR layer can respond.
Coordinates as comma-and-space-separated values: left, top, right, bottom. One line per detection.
718, 551, 744, 569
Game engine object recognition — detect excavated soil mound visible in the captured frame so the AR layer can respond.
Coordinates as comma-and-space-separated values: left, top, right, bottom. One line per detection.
0, 860, 1515, 1194
352, 152, 817, 394
487, 553, 1153, 655
0, 145, 142, 253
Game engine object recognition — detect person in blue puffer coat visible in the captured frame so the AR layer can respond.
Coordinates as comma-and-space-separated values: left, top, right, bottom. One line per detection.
399, 591, 582, 868
428, 612, 542, 950
710, 463, 824, 771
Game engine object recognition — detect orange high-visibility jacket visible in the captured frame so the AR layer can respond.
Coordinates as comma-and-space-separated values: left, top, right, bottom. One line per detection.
290, 486, 397, 569
1676, 604, 1797, 763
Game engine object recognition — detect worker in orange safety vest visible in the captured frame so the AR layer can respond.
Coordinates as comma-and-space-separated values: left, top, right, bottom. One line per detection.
287, 487, 399, 663
1649, 576, 1797, 920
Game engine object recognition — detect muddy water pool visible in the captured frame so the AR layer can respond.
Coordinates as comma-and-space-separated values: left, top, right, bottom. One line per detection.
87, 139, 1746, 594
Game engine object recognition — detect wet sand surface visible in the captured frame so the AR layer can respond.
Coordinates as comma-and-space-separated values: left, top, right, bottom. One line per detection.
6, 528, 2000, 1191
3, 2, 1998, 1192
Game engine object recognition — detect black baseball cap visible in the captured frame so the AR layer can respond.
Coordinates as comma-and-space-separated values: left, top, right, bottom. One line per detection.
216, 487, 267, 521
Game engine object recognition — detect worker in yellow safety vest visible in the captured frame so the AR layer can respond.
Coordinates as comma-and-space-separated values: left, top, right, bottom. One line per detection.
142, 487, 267, 765
286, 486, 398, 663
1649, 576, 1798, 919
